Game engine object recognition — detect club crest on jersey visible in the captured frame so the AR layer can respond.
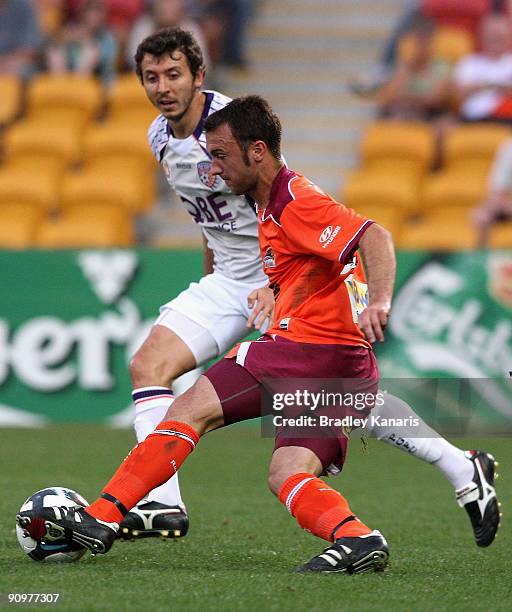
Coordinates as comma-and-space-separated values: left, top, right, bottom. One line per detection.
263, 248, 276, 268
197, 161, 219, 190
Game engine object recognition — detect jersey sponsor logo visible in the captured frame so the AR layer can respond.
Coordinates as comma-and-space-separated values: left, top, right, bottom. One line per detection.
263, 247, 276, 268
180, 194, 236, 231
197, 160, 220, 190
319, 225, 341, 248
176, 162, 192, 169
319, 225, 333, 243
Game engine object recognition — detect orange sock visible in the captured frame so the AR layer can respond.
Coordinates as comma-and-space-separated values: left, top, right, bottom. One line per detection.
86, 420, 199, 524
278, 473, 372, 542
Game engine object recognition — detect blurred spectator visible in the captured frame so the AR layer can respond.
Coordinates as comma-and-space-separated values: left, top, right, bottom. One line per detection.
349, 1, 423, 96
0, 0, 42, 78
378, 16, 452, 121
189, 0, 252, 68
422, 0, 501, 42
46, 0, 118, 84
65, 0, 145, 31
472, 136, 512, 246
65, 0, 145, 62
349, 0, 510, 97
126, 0, 210, 71
453, 14, 512, 122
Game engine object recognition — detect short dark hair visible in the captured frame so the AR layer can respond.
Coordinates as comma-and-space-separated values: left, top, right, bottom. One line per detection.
204, 95, 282, 161
134, 27, 204, 80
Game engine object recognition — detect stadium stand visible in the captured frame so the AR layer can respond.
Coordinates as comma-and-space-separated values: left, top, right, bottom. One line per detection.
0, 163, 60, 211
36, 208, 134, 248
489, 221, 512, 247
0, 204, 43, 248
443, 124, 512, 173
360, 121, 436, 177
25, 73, 103, 125
1, 0, 510, 250
0, 74, 22, 126
398, 215, 477, 250
106, 73, 158, 124
399, 24, 474, 65
60, 164, 147, 214
4, 121, 84, 169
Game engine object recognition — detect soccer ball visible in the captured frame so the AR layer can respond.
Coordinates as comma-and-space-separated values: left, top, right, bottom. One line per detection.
16, 487, 89, 562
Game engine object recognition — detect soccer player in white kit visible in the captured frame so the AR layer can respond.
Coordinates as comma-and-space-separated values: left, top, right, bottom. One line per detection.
120, 27, 500, 547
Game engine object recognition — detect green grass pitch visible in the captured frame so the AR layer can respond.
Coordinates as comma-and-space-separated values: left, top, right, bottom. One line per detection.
1, 425, 510, 611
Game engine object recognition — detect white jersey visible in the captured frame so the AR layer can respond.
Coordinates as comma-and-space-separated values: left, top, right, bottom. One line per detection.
148, 90, 267, 284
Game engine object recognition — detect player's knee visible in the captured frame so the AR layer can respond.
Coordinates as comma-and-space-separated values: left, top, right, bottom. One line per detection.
129, 349, 178, 388
267, 466, 294, 497
129, 351, 154, 386
163, 376, 224, 435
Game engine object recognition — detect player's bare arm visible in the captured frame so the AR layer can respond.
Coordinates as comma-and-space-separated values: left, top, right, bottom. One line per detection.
246, 285, 275, 330
357, 223, 396, 343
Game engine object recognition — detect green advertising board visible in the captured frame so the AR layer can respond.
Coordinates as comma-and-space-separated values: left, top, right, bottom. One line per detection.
375, 250, 512, 434
0, 249, 511, 430
0, 249, 203, 425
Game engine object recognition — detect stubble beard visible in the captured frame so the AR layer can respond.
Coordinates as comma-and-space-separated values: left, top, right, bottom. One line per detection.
163, 84, 196, 124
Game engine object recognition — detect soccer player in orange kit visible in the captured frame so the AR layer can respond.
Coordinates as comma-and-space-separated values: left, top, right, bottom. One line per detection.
16, 95, 497, 573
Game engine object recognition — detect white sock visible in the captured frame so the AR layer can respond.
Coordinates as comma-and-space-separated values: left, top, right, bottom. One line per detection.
132, 386, 184, 508
368, 393, 474, 490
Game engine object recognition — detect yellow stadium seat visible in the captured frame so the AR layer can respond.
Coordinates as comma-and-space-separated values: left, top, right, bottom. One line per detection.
0, 205, 42, 248
4, 120, 83, 167
421, 170, 487, 213
86, 157, 156, 207
83, 121, 157, 206
60, 166, 147, 213
6, 154, 66, 179
397, 217, 476, 250
343, 169, 419, 213
26, 107, 93, 132
345, 202, 407, 238
61, 202, 132, 222
26, 74, 103, 123
36, 211, 134, 248
432, 27, 474, 64
83, 120, 155, 166
488, 222, 512, 248
0, 75, 22, 125
444, 124, 511, 172
360, 121, 436, 174
362, 158, 426, 182
400, 26, 473, 64
0, 164, 61, 211
107, 74, 158, 124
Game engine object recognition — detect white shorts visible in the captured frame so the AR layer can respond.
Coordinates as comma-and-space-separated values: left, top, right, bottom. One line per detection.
154, 271, 269, 365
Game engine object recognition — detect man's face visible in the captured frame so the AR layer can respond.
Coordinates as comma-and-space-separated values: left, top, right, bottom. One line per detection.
141, 51, 203, 122
207, 123, 258, 195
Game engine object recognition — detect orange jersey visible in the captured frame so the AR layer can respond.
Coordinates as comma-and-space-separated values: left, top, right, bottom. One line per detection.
259, 167, 373, 347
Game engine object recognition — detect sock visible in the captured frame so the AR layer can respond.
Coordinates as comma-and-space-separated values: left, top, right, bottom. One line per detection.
278, 473, 372, 542
86, 420, 199, 524
370, 393, 474, 489
133, 387, 183, 508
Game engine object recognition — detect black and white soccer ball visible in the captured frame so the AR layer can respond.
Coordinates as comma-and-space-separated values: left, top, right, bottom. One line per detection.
16, 487, 89, 562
